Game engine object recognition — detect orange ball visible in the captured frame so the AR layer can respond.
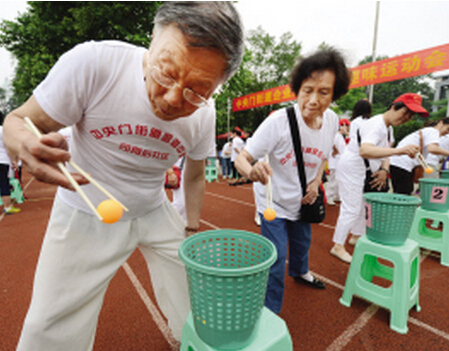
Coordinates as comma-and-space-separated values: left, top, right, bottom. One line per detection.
263, 208, 276, 221
425, 167, 433, 174
97, 199, 123, 224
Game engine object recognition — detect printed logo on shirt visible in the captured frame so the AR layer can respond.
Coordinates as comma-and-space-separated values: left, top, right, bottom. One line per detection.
89, 124, 186, 158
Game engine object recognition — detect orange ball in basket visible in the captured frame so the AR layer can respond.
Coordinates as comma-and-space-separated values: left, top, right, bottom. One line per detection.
263, 208, 277, 221
425, 167, 433, 174
97, 199, 123, 224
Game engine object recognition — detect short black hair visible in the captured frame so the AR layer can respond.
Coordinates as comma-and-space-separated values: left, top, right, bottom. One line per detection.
352, 99, 372, 120
290, 48, 351, 101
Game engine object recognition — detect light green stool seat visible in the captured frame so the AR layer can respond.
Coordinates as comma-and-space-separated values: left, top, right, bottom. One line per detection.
409, 207, 449, 266
180, 307, 293, 351
205, 157, 218, 183
340, 236, 420, 334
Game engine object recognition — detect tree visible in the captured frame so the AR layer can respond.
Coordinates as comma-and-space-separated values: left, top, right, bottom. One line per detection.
214, 27, 302, 144
357, 55, 435, 144
0, 1, 161, 105
0, 86, 7, 123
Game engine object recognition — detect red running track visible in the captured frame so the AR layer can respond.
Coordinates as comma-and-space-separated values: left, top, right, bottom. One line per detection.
1, 171, 449, 350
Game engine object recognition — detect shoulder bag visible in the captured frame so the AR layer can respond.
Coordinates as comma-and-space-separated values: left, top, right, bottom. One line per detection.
356, 129, 389, 193
286, 106, 325, 223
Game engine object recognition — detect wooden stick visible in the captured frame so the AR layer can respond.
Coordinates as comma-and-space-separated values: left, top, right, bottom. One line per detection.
417, 152, 430, 170
24, 117, 103, 220
68, 162, 129, 212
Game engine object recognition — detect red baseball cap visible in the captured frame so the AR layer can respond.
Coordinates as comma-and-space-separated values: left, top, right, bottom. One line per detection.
393, 93, 429, 117
339, 118, 350, 126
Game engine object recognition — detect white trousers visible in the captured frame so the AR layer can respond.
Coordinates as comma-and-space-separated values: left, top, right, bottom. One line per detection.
326, 169, 339, 201
332, 179, 366, 245
17, 196, 190, 351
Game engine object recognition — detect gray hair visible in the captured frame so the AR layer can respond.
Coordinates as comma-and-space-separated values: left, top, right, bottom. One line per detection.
154, 1, 244, 80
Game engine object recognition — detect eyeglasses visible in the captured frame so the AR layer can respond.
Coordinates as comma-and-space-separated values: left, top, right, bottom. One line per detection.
149, 65, 209, 107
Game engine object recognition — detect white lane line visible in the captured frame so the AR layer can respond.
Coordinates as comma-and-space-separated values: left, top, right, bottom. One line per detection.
409, 317, 449, 341
205, 191, 255, 207
23, 176, 35, 191
325, 304, 380, 351
122, 262, 180, 351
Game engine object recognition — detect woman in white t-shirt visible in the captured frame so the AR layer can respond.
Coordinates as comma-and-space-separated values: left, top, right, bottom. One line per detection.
236, 48, 351, 313
326, 118, 350, 204
0, 126, 21, 214
390, 117, 449, 194
330, 94, 429, 263
425, 133, 449, 178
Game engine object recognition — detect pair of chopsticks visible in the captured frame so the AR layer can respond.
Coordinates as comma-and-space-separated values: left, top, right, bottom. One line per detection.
416, 151, 432, 172
24, 117, 129, 220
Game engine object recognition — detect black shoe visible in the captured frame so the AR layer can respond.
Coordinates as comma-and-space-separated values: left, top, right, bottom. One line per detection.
294, 276, 325, 289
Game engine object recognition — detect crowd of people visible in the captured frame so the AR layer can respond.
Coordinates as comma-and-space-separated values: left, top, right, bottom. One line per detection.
2, 2, 449, 350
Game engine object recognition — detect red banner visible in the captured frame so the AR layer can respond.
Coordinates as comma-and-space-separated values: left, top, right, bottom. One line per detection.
233, 43, 449, 112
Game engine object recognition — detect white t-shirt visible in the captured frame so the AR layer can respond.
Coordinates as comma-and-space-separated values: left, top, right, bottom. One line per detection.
328, 132, 346, 170
231, 136, 244, 162
245, 104, 338, 220
337, 115, 390, 187
390, 127, 440, 172
0, 127, 12, 166
34, 41, 216, 220
222, 141, 232, 159
427, 134, 449, 166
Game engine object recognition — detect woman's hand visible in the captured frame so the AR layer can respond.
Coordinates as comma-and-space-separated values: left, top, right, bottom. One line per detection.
249, 160, 272, 185
301, 178, 320, 205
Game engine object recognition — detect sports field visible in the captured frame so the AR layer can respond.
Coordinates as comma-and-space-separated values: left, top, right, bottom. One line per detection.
1, 171, 449, 350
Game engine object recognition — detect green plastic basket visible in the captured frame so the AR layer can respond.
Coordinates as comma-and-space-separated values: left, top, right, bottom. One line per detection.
179, 230, 277, 350
419, 178, 449, 212
364, 193, 421, 245
440, 170, 449, 179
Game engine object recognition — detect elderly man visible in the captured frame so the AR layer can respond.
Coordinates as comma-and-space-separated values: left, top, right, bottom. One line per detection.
3, 2, 244, 350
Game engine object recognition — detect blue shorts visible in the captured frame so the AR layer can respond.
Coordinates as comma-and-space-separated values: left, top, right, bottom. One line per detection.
0, 164, 10, 196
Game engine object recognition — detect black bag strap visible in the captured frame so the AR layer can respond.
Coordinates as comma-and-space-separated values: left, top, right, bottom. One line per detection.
357, 124, 391, 172
286, 106, 307, 196
356, 128, 371, 171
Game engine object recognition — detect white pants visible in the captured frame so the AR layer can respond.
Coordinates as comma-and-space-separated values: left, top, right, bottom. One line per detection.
326, 169, 339, 201
17, 196, 190, 351
332, 179, 366, 245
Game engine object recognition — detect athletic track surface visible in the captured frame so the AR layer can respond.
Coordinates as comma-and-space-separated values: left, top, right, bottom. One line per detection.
1, 171, 449, 351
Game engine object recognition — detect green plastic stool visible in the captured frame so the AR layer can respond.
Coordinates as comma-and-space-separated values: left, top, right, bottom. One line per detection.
9, 178, 25, 204
205, 157, 218, 183
409, 207, 449, 266
180, 307, 293, 351
340, 236, 420, 334
0, 178, 24, 206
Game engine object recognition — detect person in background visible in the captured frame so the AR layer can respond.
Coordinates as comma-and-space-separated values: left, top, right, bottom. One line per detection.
3, 2, 244, 350
221, 139, 232, 179
0, 126, 21, 214
326, 118, 350, 205
425, 131, 449, 178
330, 94, 428, 263
229, 128, 245, 185
236, 48, 351, 313
390, 116, 449, 194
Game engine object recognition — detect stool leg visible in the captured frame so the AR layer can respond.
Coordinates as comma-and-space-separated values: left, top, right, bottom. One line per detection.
389, 261, 409, 334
